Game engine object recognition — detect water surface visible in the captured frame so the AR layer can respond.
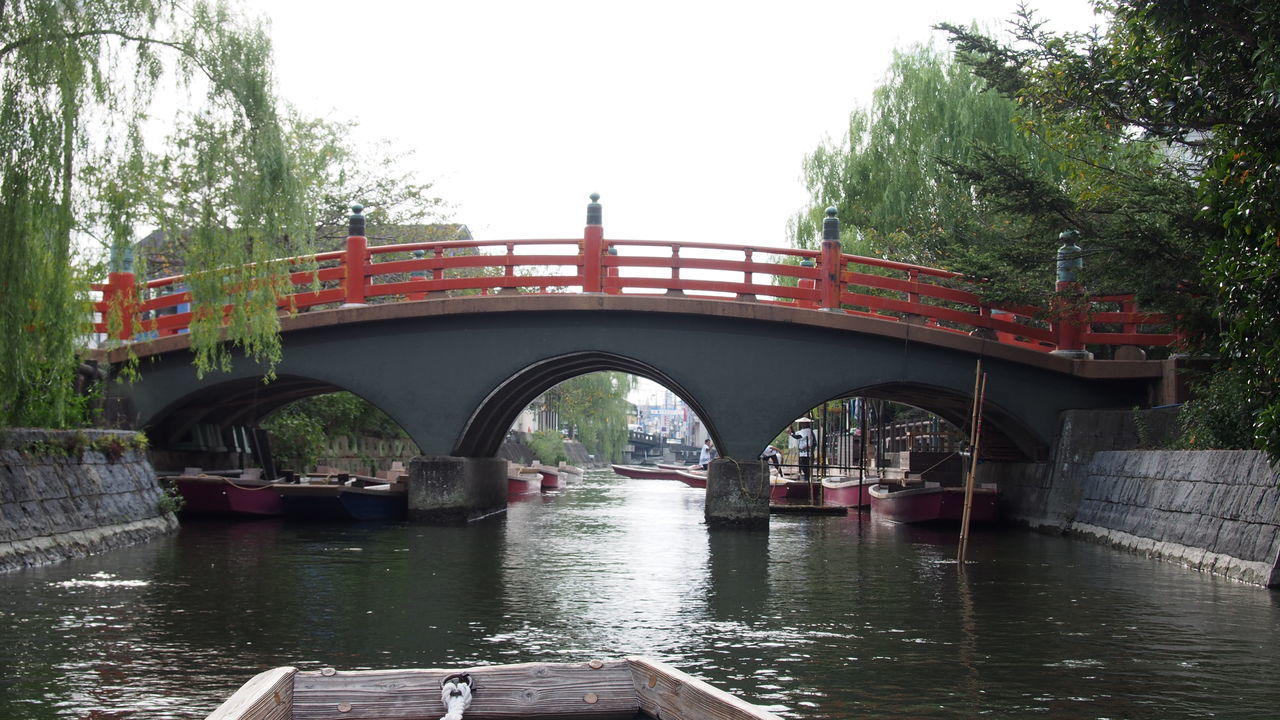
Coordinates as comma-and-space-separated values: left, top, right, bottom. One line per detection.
2, 471, 1278, 718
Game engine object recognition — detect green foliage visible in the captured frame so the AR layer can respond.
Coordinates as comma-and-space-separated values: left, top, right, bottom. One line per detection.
940, 2, 1280, 458
791, 41, 1070, 274
1176, 371, 1259, 452
261, 410, 325, 473
0, 0, 347, 426
527, 429, 568, 466
14, 430, 149, 461
281, 392, 408, 440
545, 372, 636, 463
157, 478, 185, 514
261, 391, 411, 472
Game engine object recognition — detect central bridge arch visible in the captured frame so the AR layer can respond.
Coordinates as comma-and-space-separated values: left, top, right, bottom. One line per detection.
111, 294, 1164, 465
457, 351, 711, 458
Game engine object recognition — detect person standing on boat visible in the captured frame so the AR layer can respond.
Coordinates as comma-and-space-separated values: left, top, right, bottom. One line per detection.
760, 444, 783, 475
790, 418, 816, 483
697, 438, 717, 470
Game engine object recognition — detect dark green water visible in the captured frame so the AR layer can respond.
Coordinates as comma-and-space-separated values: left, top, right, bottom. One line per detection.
2, 471, 1278, 719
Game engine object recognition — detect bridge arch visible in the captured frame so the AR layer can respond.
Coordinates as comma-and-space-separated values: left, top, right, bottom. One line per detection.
456, 352, 713, 457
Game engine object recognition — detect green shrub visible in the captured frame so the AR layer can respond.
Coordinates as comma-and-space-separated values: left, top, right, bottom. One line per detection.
527, 429, 568, 465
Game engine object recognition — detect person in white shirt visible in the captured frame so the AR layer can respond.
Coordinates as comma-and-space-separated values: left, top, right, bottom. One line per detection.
789, 418, 816, 482
760, 444, 782, 475
697, 439, 717, 470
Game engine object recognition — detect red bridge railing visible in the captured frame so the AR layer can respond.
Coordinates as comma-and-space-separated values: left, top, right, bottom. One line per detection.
91, 198, 1179, 356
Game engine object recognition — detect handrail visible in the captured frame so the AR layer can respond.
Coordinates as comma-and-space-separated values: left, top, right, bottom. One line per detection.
90, 200, 1180, 356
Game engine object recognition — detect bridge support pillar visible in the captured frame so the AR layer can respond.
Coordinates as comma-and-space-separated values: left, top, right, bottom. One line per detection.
704, 458, 771, 528
407, 456, 507, 524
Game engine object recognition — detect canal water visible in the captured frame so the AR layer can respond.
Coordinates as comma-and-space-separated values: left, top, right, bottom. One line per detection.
2, 470, 1279, 719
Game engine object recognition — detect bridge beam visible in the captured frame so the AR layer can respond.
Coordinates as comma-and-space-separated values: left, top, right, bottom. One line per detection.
704, 458, 771, 528
407, 456, 507, 524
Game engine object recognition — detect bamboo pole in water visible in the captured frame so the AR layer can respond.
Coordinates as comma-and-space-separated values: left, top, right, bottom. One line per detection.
958, 361, 987, 563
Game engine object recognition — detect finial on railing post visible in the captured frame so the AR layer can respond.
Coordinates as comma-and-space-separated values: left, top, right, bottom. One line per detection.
822, 206, 840, 243
583, 193, 603, 293
407, 248, 427, 301
343, 203, 368, 306
586, 192, 602, 227
1051, 229, 1090, 358
348, 203, 366, 238
819, 207, 842, 310
1055, 229, 1082, 284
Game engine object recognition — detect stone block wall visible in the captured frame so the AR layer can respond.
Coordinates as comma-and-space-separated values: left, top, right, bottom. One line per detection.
314, 435, 420, 475
0, 429, 177, 572
983, 407, 1181, 531
1072, 450, 1280, 587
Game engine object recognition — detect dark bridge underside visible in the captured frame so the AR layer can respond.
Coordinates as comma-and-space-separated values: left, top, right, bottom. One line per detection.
110, 295, 1164, 463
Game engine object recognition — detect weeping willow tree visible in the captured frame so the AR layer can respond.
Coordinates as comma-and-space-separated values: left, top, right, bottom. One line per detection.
790, 41, 1074, 293
546, 372, 637, 463
0, 0, 316, 427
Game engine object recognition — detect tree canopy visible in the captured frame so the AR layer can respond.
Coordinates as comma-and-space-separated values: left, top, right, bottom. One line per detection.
941, 1, 1279, 457
0, 1, 448, 428
545, 372, 637, 464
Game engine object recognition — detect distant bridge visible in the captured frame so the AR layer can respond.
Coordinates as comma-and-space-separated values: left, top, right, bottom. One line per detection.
94, 196, 1180, 464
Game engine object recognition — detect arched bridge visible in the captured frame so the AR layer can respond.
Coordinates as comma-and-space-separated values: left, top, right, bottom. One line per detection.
94, 197, 1179, 464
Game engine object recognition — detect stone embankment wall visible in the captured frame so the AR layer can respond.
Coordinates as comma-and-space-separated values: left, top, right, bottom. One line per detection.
316, 435, 419, 475
1073, 450, 1280, 587
497, 433, 594, 468
982, 409, 1280, 587
0, 429, 176, 572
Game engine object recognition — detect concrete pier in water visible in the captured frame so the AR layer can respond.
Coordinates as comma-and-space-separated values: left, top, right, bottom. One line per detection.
704, 458, 771, 528
407, 456, 507, 524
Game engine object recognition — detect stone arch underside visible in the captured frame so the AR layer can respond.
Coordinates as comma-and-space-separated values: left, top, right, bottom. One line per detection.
111, 297, 1161, 463
455, 352, 712, 458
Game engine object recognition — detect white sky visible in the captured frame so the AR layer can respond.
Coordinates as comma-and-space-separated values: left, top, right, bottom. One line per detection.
253, 0, 1104, 245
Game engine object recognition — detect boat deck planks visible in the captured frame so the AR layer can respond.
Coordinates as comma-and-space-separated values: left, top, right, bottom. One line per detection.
293, 661, 638, 720
628, 657, 781, 720
206, 658, 782, 720
206, 666, 294, 720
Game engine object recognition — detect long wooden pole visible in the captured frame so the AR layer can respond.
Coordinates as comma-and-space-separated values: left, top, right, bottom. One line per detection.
958, 360, 987, 562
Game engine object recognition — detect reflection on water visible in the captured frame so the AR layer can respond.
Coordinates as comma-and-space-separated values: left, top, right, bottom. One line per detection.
2, 471, 1279, 718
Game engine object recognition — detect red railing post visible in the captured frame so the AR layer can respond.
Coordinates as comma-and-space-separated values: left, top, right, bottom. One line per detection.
819, 207, 842, 310
582, 193, 603, 293
605, 246, 620, 295
106, 271, 137, 340
501, 241, 517, 294
1051, 230, 1091, 358
344, 204, 368, 306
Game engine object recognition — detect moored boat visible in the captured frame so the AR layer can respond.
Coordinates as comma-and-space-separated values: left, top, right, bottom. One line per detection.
657, 462, 699, 472
507, 463, 542, 496
820, 475, 877, 508
274, 480, 348, 521
531, 462, 562, 490
868, 482, 1000, 524
557, 461, 584, 484
336, 482, 407, 521
172, 469, 283, 517
609, 464, 684, 481
769, 476, 817, 501
205, 657, 782, 720
674, 469, 707, 488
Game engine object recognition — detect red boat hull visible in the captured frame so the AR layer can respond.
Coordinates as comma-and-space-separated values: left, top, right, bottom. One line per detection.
175, 476, 283, 517
820, 477, 876, 508
610, 464, 684, 481
535, 468, 563, 490
507, 474, 541, 497
674, 470, 707, 488
868, 483, 999, 524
